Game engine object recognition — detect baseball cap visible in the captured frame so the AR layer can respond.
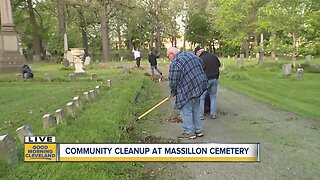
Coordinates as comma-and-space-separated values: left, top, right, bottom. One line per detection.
194, 46, 203, 54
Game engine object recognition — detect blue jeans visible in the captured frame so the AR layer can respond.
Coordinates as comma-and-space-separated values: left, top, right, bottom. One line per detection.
200, 79, 218, 116
179, 97, 203, 134
151, 65, 162, 76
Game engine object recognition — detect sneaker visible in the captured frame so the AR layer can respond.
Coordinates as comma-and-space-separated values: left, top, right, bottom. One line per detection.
200, 115, 205, 120
196, 131, 204, 137
211, 114, 217, 119
178, 133, 197, 139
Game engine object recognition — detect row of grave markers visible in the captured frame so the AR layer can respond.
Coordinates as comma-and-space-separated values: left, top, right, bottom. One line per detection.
16, 73, 99, 81
225, 54, 305, 79
0, 79, 112, 165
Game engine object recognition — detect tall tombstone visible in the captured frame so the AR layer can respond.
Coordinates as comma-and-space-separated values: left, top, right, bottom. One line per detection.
70, 48, 85, 74
16, 125, 33, 143
0, 0, 26, 72
0, 135, 18, 164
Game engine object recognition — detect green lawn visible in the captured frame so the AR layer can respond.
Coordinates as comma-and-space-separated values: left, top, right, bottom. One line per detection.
220, 57, 320, 120
0, 62, 161, 179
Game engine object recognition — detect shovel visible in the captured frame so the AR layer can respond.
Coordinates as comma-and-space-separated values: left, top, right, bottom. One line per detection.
136, 96, 171, 121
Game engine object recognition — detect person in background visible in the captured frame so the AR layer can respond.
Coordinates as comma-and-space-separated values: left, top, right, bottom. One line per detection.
133, 49, 141, 67
167, 47, 207, 139
148, 51, 163, 78
194, 46, 221, 119
21, 64, 34, 79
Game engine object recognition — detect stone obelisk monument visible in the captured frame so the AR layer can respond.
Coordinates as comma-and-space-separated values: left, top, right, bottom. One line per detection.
0, 0, 26, 72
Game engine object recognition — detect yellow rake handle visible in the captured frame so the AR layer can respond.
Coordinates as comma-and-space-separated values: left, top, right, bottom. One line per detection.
137, 97, 170, 121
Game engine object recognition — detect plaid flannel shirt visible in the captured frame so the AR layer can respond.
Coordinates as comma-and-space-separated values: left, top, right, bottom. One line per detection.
169, 51, 208, 109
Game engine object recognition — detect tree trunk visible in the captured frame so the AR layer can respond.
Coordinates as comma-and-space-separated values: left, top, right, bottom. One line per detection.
100, 7, 109, 61
156, 24, 161, 54
57, 0, 68, 66
244, 40, 249, 58
292, 32, 296, 67
254, 33, 259, 60
183, 18, 188, 50
77, 8, 89, 57
271, 31, 276, 59
81, 28, 89, 57
149, 21, 154, 51
57, 0, 65, 34
139, 27, 142, 50
27, 0, 41, 62
117, 20, 122, 50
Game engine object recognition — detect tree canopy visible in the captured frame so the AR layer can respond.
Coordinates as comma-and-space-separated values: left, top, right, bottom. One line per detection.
6, 0, 320, 61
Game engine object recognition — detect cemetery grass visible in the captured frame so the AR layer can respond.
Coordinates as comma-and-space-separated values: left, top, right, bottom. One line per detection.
0, 63, 162, 179
220, 57, 320, 120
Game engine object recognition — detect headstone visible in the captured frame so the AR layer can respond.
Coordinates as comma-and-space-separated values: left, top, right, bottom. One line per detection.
16, 125, 33, 143
33, 55, 40, 63
282, 63, 292, 76
259, 52, 264, 64
73, 96, 83, 110
0, 0, 26, 72
66, 102, 76, 118
296, 68, 304, 79
107, 79, 111, 88
95, 86, 100, 94
89, 90, 95, 99
69, 73, 76, 80
16, 73, 22, 80
44, 73, 52, 82
120, 56, 123, 62
84, 56, 91, 66
42, 114, 55, 130
123, 68, 129, 75
55, 109, 65, 124
70, 48, 85, 73
0, 135, 18, 165
90, 73, 97, 81
83, 92, 91, 102
306, 55, 311, 62
66, 51, 73, 65
237, 54, 244, 69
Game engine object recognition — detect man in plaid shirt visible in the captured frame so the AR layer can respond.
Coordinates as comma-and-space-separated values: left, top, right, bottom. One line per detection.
167, 47, 208, 139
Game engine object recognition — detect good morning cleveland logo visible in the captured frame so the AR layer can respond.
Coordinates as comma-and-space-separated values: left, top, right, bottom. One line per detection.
24, 136, 57, 162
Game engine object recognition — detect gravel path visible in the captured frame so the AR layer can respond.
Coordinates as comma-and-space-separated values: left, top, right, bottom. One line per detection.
148, 65, 320, 180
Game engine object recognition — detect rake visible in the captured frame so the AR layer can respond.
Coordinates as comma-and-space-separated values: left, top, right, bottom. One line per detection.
136, 96, 171, 121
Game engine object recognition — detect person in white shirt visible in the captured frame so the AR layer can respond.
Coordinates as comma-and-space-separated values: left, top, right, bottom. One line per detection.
133, 49, 141, 67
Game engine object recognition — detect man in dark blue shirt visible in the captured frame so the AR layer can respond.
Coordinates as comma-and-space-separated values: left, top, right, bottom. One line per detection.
148, 51, 163, 77
195, 46, 221, 119
21, 64, 34, 79
167, 47, 207, 139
